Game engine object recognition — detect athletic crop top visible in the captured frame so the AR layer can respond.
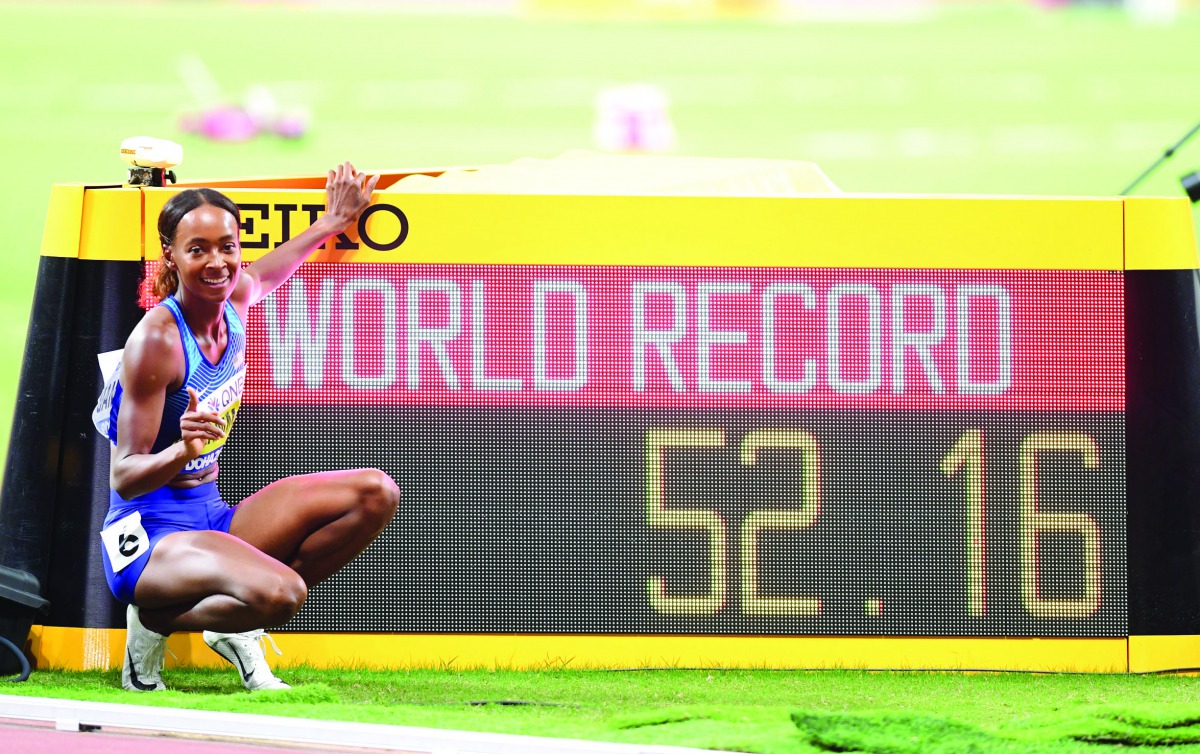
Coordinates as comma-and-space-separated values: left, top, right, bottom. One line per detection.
105, 296, 246, 476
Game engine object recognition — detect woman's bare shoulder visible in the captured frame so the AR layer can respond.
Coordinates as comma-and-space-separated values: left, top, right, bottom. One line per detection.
122, 306, 184, 383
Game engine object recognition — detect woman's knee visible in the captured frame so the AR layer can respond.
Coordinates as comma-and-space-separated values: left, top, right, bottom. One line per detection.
353, 469, 400, 526
246, 570, 308, 626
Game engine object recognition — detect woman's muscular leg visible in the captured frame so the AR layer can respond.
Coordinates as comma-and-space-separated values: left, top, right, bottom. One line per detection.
228, 468, 400, 586
133, 530, 307, 635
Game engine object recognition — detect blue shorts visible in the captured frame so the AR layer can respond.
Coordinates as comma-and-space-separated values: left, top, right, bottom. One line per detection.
100, 482, 237, 605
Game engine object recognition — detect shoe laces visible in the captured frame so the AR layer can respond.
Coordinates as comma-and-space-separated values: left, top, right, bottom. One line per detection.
129, 613, 174, 671
230, 630, 286, 688
141, 634, 168, 674
238, 629, 283, 658
260, 631, 282, 657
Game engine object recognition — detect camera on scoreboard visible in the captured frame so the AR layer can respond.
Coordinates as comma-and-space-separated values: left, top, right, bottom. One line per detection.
119, 136, 183, 169
120, 136, 182, 187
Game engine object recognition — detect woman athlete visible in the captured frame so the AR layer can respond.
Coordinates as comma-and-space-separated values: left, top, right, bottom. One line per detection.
99, 162, 399, 691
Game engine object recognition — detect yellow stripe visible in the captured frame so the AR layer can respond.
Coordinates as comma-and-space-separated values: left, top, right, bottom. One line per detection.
142, 187, 173, 259
54, 185, 1196, 271
29, 626, 1127, 673
81, 628, 111, 671
52, 185, 1200, 271
67, 186, 1193, 270
38, 185, 86, 258
78, 188, 142, 262
1123, 197, 1200, 270
30, 625, 124, 670
1128, 635, 1200, 673
127, 188, 1132, 269
254, 192, 1128, 270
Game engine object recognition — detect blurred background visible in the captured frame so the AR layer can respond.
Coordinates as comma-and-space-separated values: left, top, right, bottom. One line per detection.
1, 0, 1198, 467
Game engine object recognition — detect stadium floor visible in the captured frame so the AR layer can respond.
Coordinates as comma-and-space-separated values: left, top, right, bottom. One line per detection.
0, 721, 361, 754
0, 694, 740, 754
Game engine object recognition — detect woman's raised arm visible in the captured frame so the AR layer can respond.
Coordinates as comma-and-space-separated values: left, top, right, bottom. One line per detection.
232, 161, 379, 310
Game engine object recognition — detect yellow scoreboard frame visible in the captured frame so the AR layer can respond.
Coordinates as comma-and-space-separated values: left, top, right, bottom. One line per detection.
9, 158, 1200, 674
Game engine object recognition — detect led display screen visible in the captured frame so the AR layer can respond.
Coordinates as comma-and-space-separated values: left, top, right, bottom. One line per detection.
208, 263, 1126, 637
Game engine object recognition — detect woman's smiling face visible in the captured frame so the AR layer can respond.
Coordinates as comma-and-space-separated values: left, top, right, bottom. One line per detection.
164, 203, 242, 303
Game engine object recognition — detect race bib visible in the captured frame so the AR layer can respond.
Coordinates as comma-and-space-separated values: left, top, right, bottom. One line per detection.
100, 510, 150, 573
91, 348, 124, 437
197, 368, 245, 455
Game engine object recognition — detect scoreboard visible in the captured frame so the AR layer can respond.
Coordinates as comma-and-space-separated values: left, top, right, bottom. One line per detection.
228, 263, 1125, 639
5, 161, 1200, 672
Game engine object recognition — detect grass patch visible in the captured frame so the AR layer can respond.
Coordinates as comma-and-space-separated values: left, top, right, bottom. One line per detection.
6, 667, 1200, 752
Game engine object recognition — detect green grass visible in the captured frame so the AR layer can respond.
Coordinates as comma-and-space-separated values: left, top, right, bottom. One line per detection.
6, 667, 1200, 752
1, 2, 1199, 468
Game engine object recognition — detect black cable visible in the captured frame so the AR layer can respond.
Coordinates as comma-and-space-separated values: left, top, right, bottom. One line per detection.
0, 636, 30, 682
1121, 119, 1200, 195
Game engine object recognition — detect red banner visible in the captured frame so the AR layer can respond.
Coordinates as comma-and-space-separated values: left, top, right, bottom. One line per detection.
235, 264, 1124, 411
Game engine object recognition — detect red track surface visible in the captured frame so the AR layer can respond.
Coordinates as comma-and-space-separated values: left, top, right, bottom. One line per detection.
1, 719, 405, 754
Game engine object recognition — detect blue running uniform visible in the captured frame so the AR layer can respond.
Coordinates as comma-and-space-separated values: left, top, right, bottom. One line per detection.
100, 296, 247, 604
102, 483, 237, 604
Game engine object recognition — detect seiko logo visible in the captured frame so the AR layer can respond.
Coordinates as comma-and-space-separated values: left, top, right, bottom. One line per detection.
237, 202, 409, 252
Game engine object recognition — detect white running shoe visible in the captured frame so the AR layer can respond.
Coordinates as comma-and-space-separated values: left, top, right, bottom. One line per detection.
122, 604, 167, 692
203, 629, 290, 691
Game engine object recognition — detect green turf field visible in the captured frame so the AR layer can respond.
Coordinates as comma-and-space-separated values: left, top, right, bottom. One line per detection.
0, 1, 1198, 471
8, 666, 1200, 752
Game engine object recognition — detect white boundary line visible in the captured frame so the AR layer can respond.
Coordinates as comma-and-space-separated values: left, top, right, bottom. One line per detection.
0, 694, 746, 754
